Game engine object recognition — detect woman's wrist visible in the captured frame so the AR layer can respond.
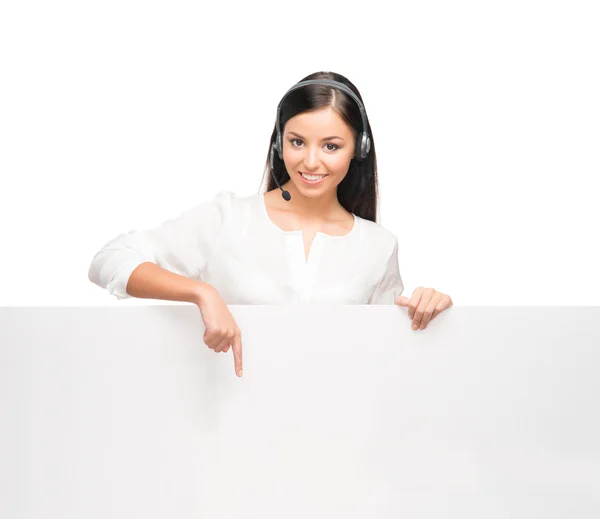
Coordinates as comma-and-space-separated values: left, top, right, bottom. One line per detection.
192, 281, 214, 305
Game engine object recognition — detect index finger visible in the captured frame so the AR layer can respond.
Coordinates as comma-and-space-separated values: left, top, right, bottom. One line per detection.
232, 331, 243, 377
408, 289, 423, 320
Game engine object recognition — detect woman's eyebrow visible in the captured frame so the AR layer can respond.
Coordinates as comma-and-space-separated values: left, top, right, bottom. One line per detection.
286, 131, 345, 141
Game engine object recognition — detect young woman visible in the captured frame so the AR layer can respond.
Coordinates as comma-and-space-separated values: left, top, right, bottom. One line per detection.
88, 71, 453, 377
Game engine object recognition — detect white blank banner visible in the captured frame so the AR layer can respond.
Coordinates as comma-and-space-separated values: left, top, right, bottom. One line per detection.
1, 306, 599, 518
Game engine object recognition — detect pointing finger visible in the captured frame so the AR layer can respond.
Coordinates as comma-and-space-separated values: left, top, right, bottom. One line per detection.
232, 331, 243, 377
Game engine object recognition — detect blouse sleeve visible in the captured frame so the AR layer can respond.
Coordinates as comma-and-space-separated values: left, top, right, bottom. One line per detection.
369, 236, 405, 305
87, 190, 234, 300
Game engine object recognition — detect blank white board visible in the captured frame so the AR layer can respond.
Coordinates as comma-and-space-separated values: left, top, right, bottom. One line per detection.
1, 305, 599, 518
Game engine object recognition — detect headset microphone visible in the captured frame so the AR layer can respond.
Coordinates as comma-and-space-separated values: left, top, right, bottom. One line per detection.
269, 79, 370, 202
269, 144, 291, 201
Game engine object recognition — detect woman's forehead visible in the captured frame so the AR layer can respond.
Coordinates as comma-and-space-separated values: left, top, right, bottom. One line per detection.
284, 107, 354, 136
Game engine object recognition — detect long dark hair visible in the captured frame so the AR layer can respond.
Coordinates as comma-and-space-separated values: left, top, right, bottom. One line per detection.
259, 71, 379, 223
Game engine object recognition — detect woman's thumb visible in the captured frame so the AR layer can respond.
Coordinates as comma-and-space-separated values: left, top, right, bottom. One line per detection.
395, 295, 410, 306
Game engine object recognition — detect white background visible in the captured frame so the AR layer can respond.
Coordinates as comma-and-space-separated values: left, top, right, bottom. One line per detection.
2, 305, 600, 517
1, 0, 598, 306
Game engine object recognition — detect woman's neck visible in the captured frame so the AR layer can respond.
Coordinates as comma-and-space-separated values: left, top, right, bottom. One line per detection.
277, 180, 344, 220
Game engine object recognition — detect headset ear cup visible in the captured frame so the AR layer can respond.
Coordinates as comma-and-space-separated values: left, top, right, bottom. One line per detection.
270, 143, 276, 170
356, 133, 369, 161
355, 134, 363, 162
360, 134, 367, 160
276, 134, 283, 159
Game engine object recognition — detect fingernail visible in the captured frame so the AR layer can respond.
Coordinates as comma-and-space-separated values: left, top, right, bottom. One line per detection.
412, 323, 418, 330
238, 369, 243, 377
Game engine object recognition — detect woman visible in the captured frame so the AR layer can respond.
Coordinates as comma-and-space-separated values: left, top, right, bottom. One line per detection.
88, 71, 453, 378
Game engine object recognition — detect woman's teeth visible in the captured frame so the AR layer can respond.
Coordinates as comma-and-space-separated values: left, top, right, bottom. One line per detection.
301, 172, 327, 182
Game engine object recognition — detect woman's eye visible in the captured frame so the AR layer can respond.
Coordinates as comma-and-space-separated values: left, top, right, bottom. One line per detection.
289, 139, 339, 151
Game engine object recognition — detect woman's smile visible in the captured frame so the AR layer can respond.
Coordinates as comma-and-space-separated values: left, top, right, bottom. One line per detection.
299, 171, 329, 184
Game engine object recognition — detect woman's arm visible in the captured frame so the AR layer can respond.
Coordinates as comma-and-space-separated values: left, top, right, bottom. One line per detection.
87, 190, 233, 301
124, 261, 212, 304
369, 237, 404, 304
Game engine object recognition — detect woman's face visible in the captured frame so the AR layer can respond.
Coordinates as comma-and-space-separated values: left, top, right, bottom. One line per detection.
282, 106, 356, 198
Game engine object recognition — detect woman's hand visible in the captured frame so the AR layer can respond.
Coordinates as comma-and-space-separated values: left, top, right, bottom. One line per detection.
395, 287, 453, 331
194, 284, 243, 377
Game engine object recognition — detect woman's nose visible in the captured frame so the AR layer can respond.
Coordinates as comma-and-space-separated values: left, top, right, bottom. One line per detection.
303, 146, 320, 170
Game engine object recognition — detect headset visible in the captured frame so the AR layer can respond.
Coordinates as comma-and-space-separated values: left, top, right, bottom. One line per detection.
269, 79, 372, 201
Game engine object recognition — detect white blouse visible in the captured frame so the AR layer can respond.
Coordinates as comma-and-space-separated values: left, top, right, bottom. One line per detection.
88, 190, 404, 304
